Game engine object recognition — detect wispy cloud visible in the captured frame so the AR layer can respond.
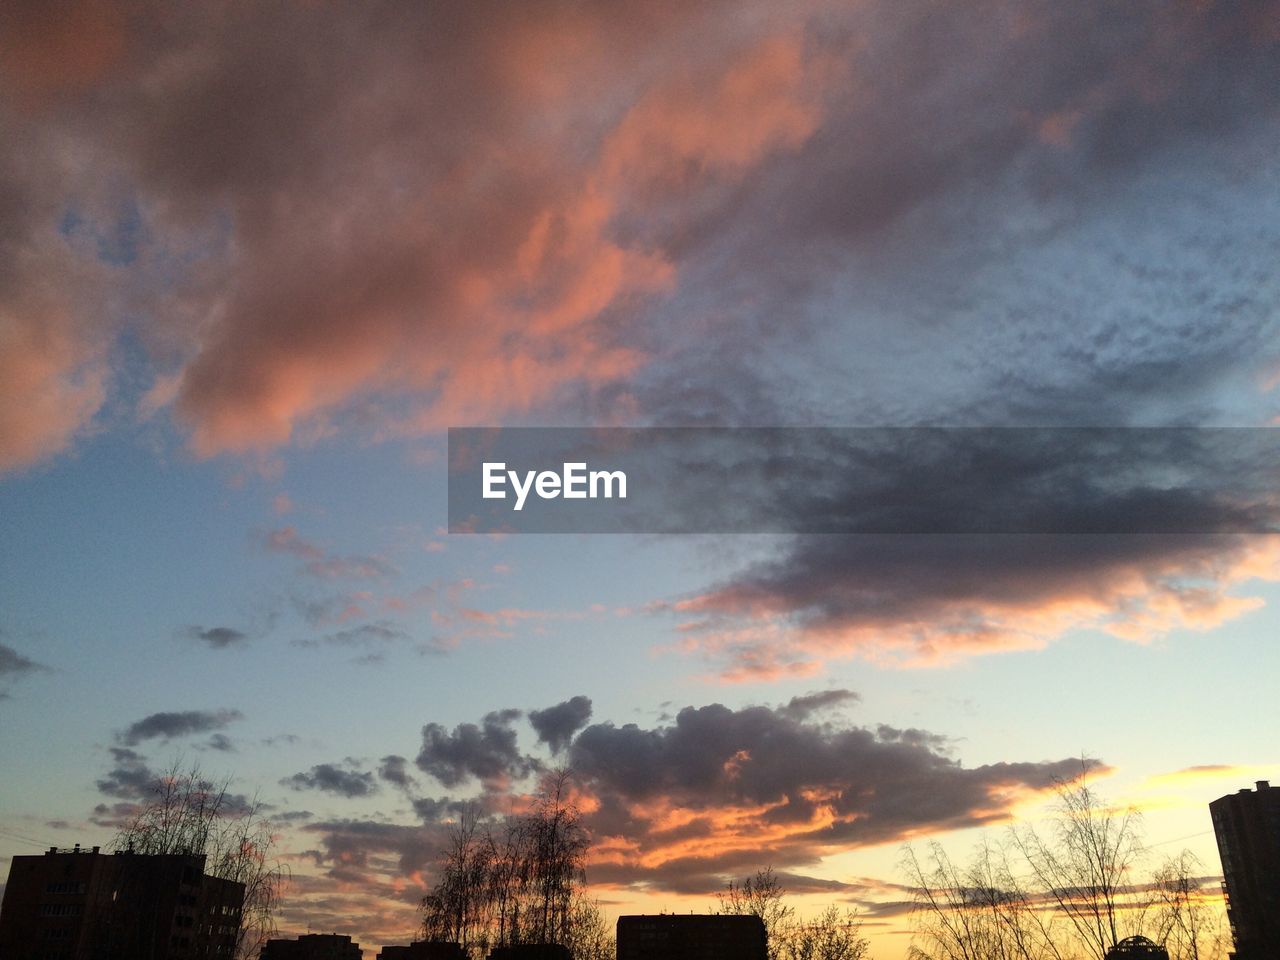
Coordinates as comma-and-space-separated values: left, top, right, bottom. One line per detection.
118, 709, 244, 746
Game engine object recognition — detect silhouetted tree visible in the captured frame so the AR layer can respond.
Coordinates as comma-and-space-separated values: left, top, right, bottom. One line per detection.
902, 768, 1232, 960
903, 838, 1058, 960
422, 805, 496, 950
112, 760, 287, 960
1009, 769, 1145, 959
562, 896, 615, 960
716, 867, 796, 960
1151, 852, 1228, 960
716, 868, 869, 960
788, 904, 870, 960
527, 771, 589, 945
421, 770, 591, 958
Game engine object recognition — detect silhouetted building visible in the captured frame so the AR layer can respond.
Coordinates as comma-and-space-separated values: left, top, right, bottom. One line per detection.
260, 933, 363, 960
1211, 780, 1280, 960
1105, 936, 1169, 960
486, 947, 570, 960
617, 914, 767, 960
377, 941, 466, 960
0, 844, 243, 960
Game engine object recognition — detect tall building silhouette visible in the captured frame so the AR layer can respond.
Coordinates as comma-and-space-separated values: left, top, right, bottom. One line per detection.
0, 844, 243, 960
616, 914, 767, 960
259, 932, 363, 959
1210, 780, 1280, 959
376, 942, 466, 960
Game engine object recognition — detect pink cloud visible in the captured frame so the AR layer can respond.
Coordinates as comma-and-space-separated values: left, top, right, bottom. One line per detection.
669, 535, 1280, 674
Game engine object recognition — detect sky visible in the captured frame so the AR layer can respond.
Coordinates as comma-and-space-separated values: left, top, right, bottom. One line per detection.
1, 0, 1279, 956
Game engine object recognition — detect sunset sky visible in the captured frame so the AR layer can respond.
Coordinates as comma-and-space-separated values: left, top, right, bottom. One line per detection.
2, 1, 1279, 956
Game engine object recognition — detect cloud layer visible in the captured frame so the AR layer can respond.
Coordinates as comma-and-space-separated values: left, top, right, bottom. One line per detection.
673, 533, 1280, 674
3, 1, 1277, 470
294, 694, 1084, 905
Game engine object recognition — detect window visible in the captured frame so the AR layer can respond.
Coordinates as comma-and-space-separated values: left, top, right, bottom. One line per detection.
38, 903, 83, 917
44, 881, 86, 895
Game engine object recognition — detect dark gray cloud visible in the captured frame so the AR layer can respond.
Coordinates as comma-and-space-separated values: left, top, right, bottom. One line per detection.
377, 754, 417, 791
183, 625, 248, 649
388, 696, 1086, 895
528, 696, 593, 754
283, 762, 378, 798
779, 689, 859, 720
91, 801, 146, 829
205, 733, 236, 752
0, 641, 48, 699
301, 818, 448, 888
0, 641, 46, 677
567, 699, 1083, 892
93, 750, 261, 819
410, 796, 476, 823
631, 429, 1280, 672
95, 747, 158, 799
678, 530, 1275, 672
119, 709, 244, 746
416, 709, 534, 788
570, 702, 1063, 820
452, 427, 1280, 536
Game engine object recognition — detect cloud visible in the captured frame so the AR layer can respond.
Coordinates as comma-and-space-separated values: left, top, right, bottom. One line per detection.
263, 527, 397, 581
205, 733, 235, 752
411, 796, 475, 824
295, 621, 411, 650
529, 696, 593, 754
301, 818, 446, 890
416, 709, 535, 788
1, 2, 1278, 469
283, 761, 378, 799
378, 755, 418, 792
118, 708, 244, 746
303, 556, 398, 580
183, 625, 249, 649
644, 428, 1280, 674
0, 642, 49, 697
567, 700, 1084, 892
779, 689, 859, 720
672, 533, 1280, 673
306, 695, 1085, 900
95, 747, 158, 799
262, 527, 325, 560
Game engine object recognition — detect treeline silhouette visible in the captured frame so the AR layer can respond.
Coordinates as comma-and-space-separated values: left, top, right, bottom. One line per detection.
420, 772, 608, 959
902, 768, 1226, 960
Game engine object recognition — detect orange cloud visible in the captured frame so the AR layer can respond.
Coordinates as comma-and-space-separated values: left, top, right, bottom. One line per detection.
0, 217, 117, 471
672, 535, 1280, 675
0, 0, 855, 466
0, 0, 130, 107
602, 35, 833, 186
